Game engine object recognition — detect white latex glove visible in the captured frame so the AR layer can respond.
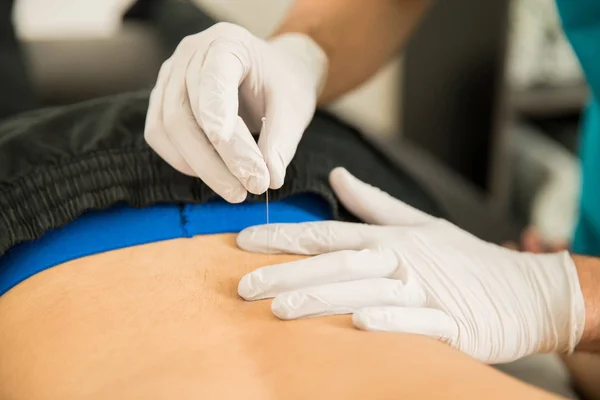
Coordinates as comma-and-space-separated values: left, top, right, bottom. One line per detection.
144, 22, 328, 203
237, 168, 586, 364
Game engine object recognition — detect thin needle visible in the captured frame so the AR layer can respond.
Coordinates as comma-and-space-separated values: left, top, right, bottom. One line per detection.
261, 117, 270, 253
266, 189, 270, 225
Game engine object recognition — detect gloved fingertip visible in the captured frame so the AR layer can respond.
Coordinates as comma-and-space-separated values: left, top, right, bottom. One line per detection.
328, 167, 359, 201
236, 227, 267, 252
237, 273, 260, 300
329, 167, 363, 196
271, 297, 292, 320
236, 229, 251, 249
268, 165, 285, 190
263, 153, 285, 189
270, 179, 284, 190
271, 293, 304, 320
352, 308, 389, 332
246, 173, 270, 195
352, 310, 371, 331
224, 188, 248, 204
329, 167, 351, 183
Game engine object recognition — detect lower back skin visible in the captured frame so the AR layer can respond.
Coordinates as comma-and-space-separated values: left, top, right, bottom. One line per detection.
0, 234, 559, 400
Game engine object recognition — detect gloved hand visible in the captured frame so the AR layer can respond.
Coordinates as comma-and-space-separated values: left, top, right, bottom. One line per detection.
145, 23, 328, 203
236, 168, 586, 364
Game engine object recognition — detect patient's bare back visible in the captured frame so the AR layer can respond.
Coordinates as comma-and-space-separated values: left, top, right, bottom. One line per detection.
0, 234, 558, 399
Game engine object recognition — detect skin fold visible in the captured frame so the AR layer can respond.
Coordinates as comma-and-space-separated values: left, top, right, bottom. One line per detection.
0, 234, 560, 400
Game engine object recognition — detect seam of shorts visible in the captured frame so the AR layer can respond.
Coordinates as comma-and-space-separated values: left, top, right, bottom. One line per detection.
180, 204, 191, 238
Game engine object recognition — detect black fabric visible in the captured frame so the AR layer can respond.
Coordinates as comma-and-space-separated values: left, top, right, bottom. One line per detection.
0, 0, 443, 256
0, 90, 444, 257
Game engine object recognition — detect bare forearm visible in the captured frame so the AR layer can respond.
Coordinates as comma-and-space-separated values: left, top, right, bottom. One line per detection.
574, 255, 600, 352
272, 0, 430, 103
562, 352, 600, 400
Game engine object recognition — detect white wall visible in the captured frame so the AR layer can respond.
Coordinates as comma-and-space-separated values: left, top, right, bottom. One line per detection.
14, 0, 135, 38
194, 0, 292, 37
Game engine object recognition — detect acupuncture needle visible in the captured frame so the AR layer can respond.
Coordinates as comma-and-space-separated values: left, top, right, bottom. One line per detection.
261, 117, 271, 254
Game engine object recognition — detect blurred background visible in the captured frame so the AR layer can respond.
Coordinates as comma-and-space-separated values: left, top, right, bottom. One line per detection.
12, 0, 585, 248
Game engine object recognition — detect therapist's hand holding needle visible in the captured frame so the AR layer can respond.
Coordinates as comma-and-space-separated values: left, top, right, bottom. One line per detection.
144, 1, 434, 203
144, 22, 328, 203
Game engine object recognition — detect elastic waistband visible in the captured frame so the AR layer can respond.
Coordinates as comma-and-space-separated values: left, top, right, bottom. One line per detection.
0, 194, 332, 295
0, 148, 338, 257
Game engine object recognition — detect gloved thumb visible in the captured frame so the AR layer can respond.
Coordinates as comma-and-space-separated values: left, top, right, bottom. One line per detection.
259, 34, 328, 189
329, 168, 434, 226
258, 96, 311, 189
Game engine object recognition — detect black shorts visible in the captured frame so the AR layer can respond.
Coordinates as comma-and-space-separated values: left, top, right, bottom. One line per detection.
0, 90, 444, 257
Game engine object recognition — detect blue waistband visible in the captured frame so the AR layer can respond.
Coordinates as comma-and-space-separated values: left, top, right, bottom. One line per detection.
0, 194, 332, 295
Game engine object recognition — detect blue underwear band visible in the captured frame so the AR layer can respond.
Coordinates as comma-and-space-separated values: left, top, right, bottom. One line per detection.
0, 194, 332, 296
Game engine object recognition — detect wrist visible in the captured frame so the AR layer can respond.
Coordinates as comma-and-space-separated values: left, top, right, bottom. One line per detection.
268, 33, 329, 97
525, 251, 585, 356
572, 255, 600, 352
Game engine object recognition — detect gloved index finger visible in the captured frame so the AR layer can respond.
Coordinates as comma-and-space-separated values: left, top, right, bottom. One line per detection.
162, 46, 247, 203
258, 84, 314, 190
238, 249, 398, 301
144, 59, 196, 177
188, 42, 269, 194
211, 116, 270, 195
237, 221, 388, 255
271, 278, 427, 320
190, 41, 248, 145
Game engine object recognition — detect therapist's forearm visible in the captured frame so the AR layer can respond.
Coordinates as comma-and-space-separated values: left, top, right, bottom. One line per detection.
574, 255, 600, 352
272, 0, 430, 103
